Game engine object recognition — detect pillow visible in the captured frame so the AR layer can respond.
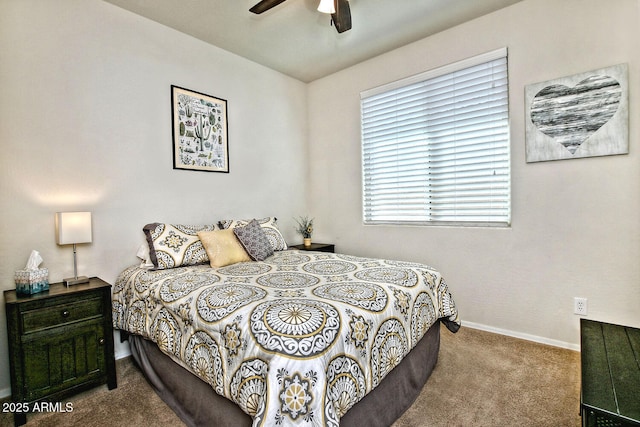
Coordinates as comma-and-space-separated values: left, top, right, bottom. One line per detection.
198, 229, 251, 268
143, 223, 217, 269
233, 219, 274, 261
218, 217, 287, 251
136, 243, 154, 269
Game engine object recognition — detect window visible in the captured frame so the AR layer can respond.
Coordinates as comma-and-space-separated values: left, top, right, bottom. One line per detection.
361, 48, 510, 226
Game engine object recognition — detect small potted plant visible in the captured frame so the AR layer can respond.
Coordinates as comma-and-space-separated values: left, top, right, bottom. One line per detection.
295, 216, 314, 247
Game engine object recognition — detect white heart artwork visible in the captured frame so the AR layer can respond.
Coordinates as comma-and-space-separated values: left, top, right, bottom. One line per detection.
525, 63, 628, 163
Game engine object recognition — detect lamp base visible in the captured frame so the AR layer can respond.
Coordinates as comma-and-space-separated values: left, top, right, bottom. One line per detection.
63, 276, 90, 287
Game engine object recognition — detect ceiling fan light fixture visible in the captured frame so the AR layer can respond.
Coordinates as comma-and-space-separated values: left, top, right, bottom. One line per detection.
317, 0, 335, 14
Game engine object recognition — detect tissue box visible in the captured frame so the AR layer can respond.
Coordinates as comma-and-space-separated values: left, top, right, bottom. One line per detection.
15, 268, 49, 296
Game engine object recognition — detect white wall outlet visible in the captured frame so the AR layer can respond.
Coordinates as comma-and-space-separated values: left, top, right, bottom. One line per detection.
574, 297, 588, 315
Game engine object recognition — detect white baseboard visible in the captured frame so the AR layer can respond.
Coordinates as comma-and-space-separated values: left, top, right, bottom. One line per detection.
462, 320, 580, 351
115, 348, 132, 360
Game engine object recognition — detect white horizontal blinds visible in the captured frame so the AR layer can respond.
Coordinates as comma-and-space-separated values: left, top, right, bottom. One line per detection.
361, 48, 510, 225
427, 56, 510, 223
362, 81, 431, 222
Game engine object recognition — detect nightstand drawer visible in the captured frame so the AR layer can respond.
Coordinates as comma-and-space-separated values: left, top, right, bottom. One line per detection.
22, 296, 103, 333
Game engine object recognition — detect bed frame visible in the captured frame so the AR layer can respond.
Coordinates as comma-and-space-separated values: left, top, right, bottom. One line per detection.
125, 320, 442, 427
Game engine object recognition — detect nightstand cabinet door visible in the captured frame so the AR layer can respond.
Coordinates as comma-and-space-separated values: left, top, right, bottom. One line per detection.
21, 321, 106, 401
4, 278, 117, 426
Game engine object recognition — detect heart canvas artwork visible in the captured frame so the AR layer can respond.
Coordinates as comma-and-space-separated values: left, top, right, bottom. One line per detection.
525, 63, 628, 163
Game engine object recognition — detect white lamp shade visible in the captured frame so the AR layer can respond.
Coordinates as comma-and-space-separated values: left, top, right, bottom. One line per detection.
55, 212, 92, 245
317, 0, 335, 14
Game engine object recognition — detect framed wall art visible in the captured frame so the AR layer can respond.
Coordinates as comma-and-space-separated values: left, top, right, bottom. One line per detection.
171, 85, 229, 172
525, 63, 628, 163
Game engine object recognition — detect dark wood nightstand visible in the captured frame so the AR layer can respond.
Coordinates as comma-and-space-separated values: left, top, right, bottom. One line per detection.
4, 277, 117, 426
580, 319, 640, 427
290, 243, 335, 253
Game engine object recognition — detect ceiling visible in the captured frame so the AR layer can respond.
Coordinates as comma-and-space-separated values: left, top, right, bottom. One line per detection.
103, 0, 523, 83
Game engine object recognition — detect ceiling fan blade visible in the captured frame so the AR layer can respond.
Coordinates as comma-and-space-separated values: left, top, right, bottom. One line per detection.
250, 0, 288, 14
331, 0, 352, 33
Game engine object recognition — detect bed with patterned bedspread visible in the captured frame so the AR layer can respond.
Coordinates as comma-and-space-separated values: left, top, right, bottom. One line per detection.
112, 250, 459, 427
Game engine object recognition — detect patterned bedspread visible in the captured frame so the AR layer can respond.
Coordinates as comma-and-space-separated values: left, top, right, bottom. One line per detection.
112, 250, 459, 427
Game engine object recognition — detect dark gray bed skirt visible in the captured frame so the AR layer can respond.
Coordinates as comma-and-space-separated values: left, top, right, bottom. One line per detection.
128, 320, 441, 427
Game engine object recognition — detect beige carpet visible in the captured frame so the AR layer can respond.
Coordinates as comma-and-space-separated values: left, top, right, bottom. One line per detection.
0, 325, 581, 427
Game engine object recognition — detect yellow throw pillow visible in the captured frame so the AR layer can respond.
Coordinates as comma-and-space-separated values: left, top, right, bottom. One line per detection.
198, 229, 251, 268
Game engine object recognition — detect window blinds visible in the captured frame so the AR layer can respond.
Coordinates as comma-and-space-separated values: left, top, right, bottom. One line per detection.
361, 48, 510, 226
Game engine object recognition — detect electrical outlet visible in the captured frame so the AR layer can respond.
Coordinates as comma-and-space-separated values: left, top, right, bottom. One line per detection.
574, 297, 588, 315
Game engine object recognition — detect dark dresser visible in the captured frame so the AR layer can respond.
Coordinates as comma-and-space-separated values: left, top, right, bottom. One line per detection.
580, 319, 640, 427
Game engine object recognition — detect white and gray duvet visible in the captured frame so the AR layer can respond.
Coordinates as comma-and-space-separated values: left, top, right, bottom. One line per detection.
112, 250, 459, 427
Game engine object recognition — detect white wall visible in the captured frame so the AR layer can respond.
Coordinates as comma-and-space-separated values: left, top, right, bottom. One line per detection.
0, 0, 308, 396
308, 0, 640, 348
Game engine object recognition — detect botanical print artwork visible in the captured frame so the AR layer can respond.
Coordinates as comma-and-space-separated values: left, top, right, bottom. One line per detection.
525, 64, 628, 162
171, 85, 229, 172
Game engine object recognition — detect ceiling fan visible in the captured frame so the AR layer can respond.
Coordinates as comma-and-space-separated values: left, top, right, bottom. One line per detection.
250, 0, 352, 33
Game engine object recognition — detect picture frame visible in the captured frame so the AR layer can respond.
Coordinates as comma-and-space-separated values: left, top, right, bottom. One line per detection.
171, 85, 229, 172
524, 63, 628, 163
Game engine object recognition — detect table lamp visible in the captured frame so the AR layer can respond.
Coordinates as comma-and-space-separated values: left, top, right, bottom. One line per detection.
55, 212, 92, 286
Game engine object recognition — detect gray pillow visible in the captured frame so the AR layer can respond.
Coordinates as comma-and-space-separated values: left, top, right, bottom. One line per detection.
233, 219, 274, 261
218, 217, 288, 251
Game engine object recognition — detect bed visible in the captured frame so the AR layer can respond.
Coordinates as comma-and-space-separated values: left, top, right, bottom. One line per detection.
112, 219, 459, 427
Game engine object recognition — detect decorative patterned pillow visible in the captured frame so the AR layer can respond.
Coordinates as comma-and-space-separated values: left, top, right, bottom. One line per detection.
218, 217, 288, 251
198, 229, 251, 268
143, 223, 217, 269
233, 219, 274, 261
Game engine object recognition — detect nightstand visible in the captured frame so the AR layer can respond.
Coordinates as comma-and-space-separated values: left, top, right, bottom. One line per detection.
4, 277, 117, 426
290, 243, 335, 253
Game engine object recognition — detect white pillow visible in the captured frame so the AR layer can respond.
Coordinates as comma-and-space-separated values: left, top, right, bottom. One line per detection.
136, 243, 154, 269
